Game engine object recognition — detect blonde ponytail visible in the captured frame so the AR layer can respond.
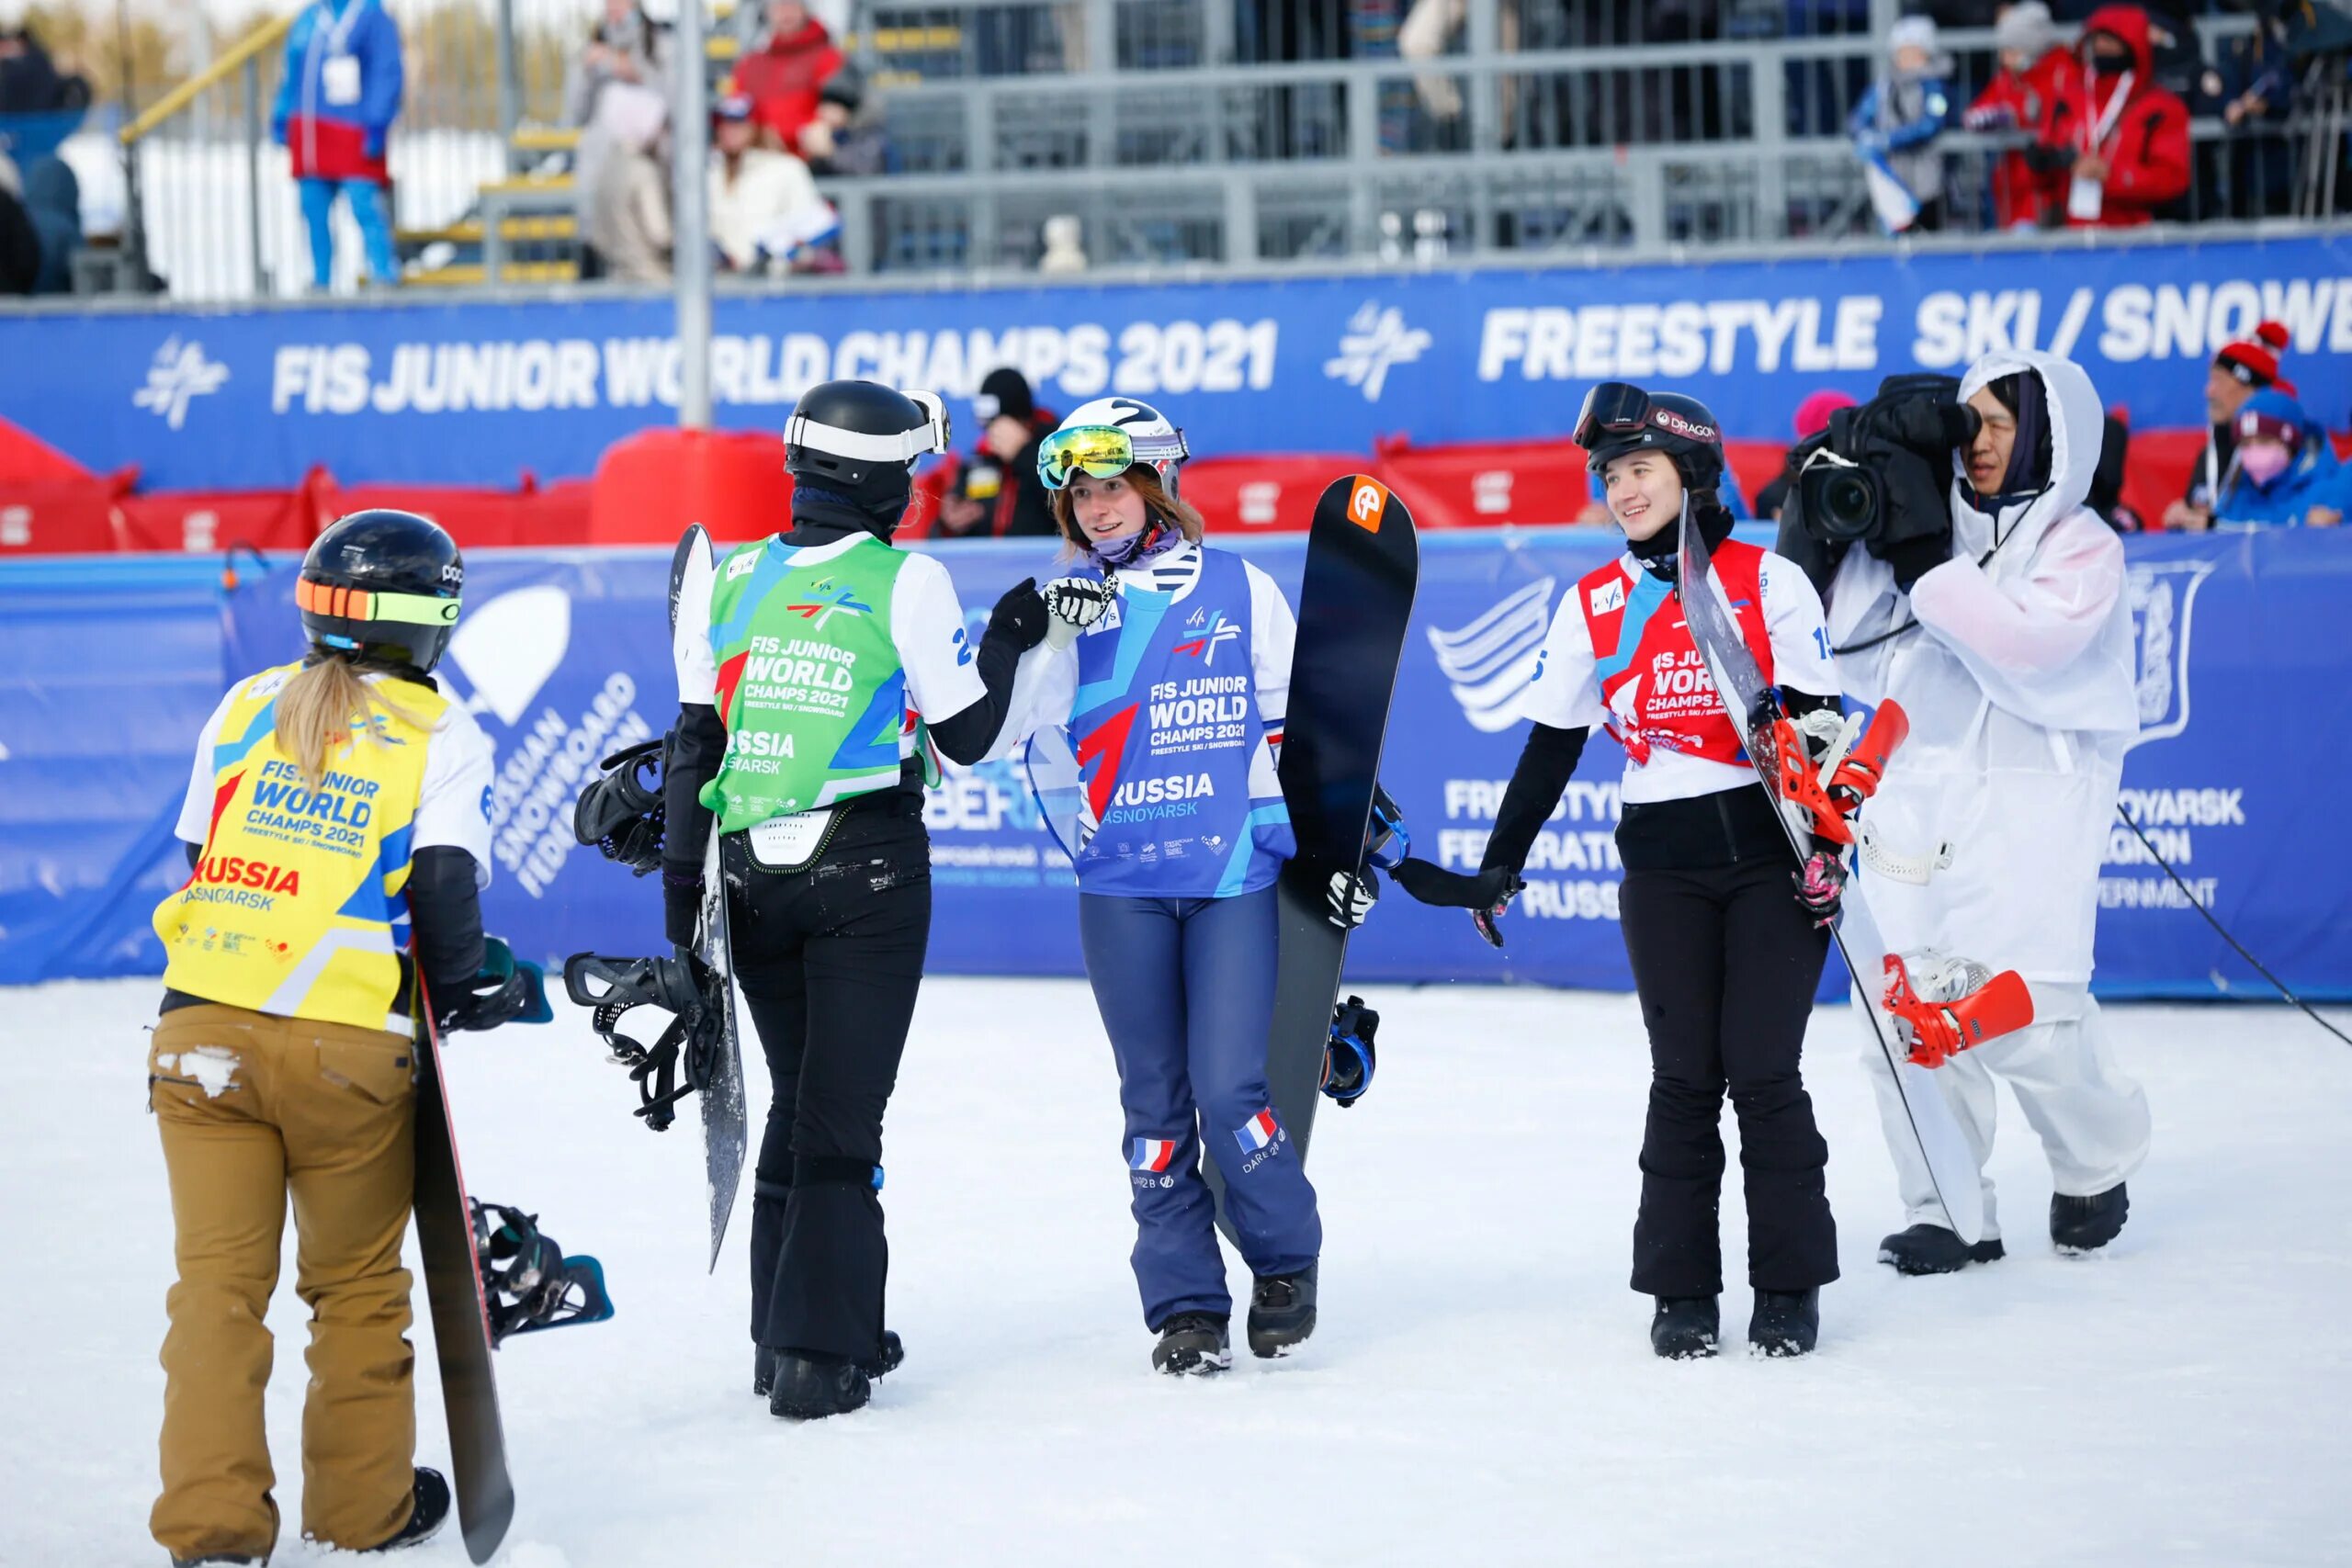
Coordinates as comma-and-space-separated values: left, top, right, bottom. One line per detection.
275, 653, 427, 785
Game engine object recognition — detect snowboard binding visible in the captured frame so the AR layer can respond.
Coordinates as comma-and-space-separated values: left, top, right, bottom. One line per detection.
470, 1200, 616, 1346
560, 951, 728, 1132
1768, 700, 1910, 847
1321, 995, 1379, 1107
574, 738, 667, 875
1882, 951, 2036, 1068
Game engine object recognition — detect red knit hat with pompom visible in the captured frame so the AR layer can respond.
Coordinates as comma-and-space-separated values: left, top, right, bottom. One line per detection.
2214, 321, 2289, 389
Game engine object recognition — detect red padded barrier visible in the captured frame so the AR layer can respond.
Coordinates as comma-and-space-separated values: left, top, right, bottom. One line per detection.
1371, 435, 1591, 528
0, 474, 129, 554
1181, 455, 1364, 531
589, 428, 793, 546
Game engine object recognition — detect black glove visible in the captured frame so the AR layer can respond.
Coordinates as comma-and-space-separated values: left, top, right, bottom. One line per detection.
435, 942, 548, 1033
987, 577, 1049, 654
663, 868, 703, 950
1392, 858, 1524, 948
1883, 530, 1951, 592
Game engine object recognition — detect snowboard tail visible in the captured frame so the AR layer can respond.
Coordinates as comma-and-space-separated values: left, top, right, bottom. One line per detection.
412, 995, 515, 1567
1210, 475, 1418, 1241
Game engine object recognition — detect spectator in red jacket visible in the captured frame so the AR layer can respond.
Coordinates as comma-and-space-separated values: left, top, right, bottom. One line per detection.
736, 0, 847, 159
1964, 2, 2070, 229
2034, 4, 2191, 227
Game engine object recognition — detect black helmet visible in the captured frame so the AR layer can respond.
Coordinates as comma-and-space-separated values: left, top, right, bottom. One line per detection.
299, 509, 464, 672
1575, 382, 1727, 497
785, 379, 952, 530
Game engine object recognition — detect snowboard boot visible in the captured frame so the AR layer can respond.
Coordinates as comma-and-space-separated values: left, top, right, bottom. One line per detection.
1878, 1224, 2005, 1276
757, 1332, 901, 1397
2051, 1183, 2130, 1254
767, 1351, 873, 1419
360, 1467, 450, 1553
1151, 1312, 1233, 1376
1649, 1295, 1720, 1359
1747, 1289, 1821, 1358
1247, 1264, 1318, 1359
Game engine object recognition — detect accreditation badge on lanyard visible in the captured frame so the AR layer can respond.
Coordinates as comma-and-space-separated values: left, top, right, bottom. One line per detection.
2067, 67, 2133, 224
319, 1, 367, 106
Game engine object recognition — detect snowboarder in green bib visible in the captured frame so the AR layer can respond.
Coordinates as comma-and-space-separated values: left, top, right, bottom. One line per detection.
665, 381, 1048, 1418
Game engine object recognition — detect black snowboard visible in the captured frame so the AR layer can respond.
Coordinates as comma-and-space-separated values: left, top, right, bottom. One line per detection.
1208, 475, 1419, 1239
672, 524, 749, 1269
412, 998, 514, 1565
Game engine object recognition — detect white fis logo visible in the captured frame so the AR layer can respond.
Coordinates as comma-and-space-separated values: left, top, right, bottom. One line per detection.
133, 336, 230, 431
1322, 302, 1431, 403
1426, 577, 1558, 733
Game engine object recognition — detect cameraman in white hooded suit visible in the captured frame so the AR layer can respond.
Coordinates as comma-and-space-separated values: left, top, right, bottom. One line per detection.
1824, 348, 2150, 1274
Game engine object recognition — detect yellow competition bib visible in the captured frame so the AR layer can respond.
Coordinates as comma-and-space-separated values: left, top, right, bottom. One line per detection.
153, 662, 442, 1031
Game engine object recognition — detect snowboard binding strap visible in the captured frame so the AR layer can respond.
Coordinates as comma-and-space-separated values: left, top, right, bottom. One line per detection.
1770, 700, 1911, 847
1321, 995, 1380, 1107
573, 739, 668, 876
1881, 953, 2036, 1068
471, 1200, 616, 1347
561, 952, 726, 1132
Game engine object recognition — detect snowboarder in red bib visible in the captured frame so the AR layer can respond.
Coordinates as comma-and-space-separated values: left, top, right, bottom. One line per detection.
1396, 385, 1847, 1359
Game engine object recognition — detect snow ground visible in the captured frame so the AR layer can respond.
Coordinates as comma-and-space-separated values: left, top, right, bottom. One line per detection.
6, 978, 2350, 1568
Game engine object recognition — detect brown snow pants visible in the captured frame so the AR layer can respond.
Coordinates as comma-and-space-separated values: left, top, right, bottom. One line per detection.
148, 1003, 419, 1562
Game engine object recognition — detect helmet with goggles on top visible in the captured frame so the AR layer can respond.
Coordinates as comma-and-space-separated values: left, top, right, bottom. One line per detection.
1035, 397, 1191, 499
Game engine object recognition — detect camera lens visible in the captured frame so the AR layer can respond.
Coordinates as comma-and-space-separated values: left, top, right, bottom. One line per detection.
1802, 468, 1880, 543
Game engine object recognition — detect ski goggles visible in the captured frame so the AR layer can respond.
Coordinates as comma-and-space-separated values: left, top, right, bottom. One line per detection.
1571, 381, 1661, 450
298, 576, 461, 626
1036, 424, 1190, 490
783, 388, 953, 467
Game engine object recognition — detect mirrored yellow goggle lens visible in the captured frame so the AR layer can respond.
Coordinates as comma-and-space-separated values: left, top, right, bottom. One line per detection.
1038, 428, 1136, 488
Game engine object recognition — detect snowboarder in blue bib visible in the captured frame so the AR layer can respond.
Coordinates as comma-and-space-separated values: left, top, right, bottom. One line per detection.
989, 398, 1370, 1375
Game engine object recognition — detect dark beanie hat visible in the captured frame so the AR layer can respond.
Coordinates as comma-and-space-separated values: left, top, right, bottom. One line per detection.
976, 367, 1035, 423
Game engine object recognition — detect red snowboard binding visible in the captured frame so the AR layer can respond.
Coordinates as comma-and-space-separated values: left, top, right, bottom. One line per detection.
1769, 699, 1911, 847
1882, 952, 2037, 1068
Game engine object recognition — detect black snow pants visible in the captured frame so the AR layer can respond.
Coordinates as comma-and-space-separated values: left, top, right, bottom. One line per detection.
728, 792, 932, 1365
1618, 851, 1840, 1298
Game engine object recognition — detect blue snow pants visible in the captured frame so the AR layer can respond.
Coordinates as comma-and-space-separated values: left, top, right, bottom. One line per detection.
1078, 886, 1322, 1328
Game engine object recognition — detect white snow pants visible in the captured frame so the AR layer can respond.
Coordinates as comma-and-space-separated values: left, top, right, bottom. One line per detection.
1860, 983, 2151, 1239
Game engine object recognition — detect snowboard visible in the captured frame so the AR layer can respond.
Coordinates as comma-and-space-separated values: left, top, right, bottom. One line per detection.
1208, 475, 1419, 1240
1674, 523, 1987, 1247
411, 989, 515, 1566
672, 524, 749, 1271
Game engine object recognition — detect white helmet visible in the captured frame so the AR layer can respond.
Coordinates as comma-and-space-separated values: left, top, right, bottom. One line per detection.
1047, 397, 1190, 498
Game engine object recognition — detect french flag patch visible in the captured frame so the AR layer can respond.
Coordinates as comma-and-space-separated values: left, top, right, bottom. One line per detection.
1233, 1109, 1281, 1154
1130, 1137, 1178, 1173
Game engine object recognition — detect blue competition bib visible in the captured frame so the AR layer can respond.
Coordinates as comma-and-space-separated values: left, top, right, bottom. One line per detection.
1038, 547, 1295, 897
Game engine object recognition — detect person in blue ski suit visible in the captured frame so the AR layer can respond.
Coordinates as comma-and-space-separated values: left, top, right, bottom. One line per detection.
987, 396, 1369, 1375
2211, 388, 2349, 527
269, 0, 404, 288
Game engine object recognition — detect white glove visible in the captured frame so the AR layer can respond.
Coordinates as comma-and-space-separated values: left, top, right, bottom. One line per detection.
1042, 576, 1117, 649
1326, 867, 1379, 930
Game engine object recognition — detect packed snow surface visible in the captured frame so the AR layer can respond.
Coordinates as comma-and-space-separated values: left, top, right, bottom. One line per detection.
7, 978, 2349, 1566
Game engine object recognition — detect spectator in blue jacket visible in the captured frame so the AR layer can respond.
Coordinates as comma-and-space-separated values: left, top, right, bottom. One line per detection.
270, 0, 404, 289
2213, 389, 2346, 527
1849, 16, 1954, 232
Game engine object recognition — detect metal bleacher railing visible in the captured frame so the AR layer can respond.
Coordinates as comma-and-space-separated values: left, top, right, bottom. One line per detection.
74, 0, 2325, 305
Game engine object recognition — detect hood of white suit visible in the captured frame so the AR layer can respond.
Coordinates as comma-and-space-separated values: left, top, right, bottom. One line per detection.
1950, 348, 2104, 559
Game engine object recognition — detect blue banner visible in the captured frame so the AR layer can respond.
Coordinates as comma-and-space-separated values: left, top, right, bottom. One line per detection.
3, 234, 2346, 491
3, 530, 2346, 1001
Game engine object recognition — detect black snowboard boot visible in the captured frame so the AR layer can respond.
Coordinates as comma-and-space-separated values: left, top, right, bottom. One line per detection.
360, 1467, 450, 1553
1878, 1224, 2006, 1276
2051, 1183, 2130, 1254
1747, 1289, 1821, 1358
757, 1332, 900, 1397
1151, 1312, 1233, 1376
1247, 1264, 1318, 1359
767, 1351, 873, 1418
1649, 1295, 1720, 1359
